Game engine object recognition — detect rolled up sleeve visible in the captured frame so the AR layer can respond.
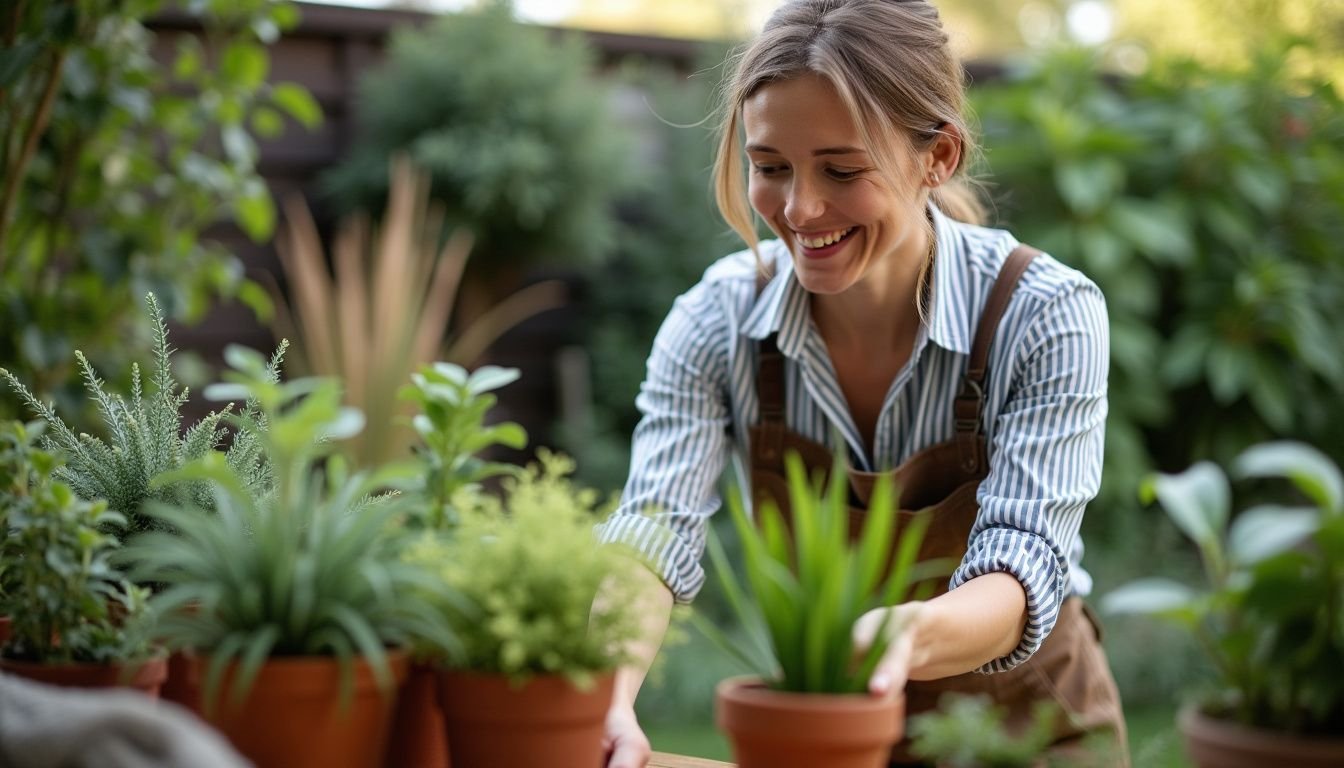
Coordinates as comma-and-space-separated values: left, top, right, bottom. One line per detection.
950, 281, 1110, 672
595, 284, 731, 604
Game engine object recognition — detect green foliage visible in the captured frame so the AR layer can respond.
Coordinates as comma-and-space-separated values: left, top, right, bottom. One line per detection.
0, 420, 151, 664
399, 361, 527, 529
118, 345, 461, 709
972, 43, 1344, 520
0, 0, 317, 428
908, 694, 1063, 768
406, 450, 640, 688
322, 1, 625, 270
562, 52, 734, 491
1, 294, 283, 533
698, 452, 930, 694
1102, 441, 1344, 735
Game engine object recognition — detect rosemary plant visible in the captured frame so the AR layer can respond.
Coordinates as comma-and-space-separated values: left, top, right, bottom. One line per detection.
0, 293, 284, 531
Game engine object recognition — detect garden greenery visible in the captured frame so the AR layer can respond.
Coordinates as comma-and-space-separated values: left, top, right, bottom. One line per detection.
1, 294, 282, 532
0, 0, 318, 427
1103, 441, 1344, 735
0, 420, 151, 664
699, 453, 930, 694
399, 361, 526, 529
119, 345, 462, 710
322, 1, 624, 271
405, 450, 640, 689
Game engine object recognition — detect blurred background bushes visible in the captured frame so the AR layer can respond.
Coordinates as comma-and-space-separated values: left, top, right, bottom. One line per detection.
0, 0, 318, 423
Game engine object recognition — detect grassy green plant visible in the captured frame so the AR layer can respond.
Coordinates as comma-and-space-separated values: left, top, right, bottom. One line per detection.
697, 452, 931, 694
398, 361, 526, 529
0, 420, 151, 664
119, 345, 461, 709
1102, 441, 1344, 735
1, 294, 283, 532
405, 450, 640, 688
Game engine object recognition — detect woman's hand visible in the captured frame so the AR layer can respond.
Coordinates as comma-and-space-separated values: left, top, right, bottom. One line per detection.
604, 703, 652, 768
852, 601, 927, 696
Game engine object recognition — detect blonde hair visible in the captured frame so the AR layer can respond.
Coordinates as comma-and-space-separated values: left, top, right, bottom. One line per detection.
712, 0, 986, 307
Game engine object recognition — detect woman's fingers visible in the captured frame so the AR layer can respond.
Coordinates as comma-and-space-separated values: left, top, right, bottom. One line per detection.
853, 603, 924, 696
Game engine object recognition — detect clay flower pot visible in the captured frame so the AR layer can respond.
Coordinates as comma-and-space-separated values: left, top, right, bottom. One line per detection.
716, 676, 904, 768
193, 650, 409, 768
385, 660, 450, 768
0, 651, 168, 697
437, 669, 614, 768
1179, 703, 1344, 768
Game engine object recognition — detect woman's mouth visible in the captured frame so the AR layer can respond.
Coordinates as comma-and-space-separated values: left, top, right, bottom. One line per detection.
795, 226, 857, 259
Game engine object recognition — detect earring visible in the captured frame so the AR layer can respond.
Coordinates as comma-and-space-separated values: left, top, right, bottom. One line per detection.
927, 171, 940, 186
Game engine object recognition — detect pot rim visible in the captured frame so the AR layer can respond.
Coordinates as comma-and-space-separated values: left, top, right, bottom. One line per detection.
1178, 701, 1344, 749
716, 674, 902, 712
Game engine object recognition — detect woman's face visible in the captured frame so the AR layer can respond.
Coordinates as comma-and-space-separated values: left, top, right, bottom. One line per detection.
743, 73, 928, 297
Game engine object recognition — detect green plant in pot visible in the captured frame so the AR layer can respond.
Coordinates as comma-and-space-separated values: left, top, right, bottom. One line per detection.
698, 452, 930, 768
0, 293, 284, 533
380, 360, 529, 768
405, 448, 643, 768
1102, 441, 1344, 767
119, 345, 462, 768
0, 419, 163, 694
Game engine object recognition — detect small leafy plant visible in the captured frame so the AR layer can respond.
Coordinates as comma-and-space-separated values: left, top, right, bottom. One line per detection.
698, 452, 931, 694
907, 693, 1061, 768
398, 361, 527, 529
0, 420, 151, 664
406, 450, 640, 688
1102, 441, 1344, 735
1, 293, 284, 532
119, 345, 461, 709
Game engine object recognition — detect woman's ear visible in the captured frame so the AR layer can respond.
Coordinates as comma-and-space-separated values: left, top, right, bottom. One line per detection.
922, 123, 963, 188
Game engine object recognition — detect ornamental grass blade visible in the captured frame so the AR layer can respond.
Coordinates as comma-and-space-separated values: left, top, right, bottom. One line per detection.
881, 510, 932, 607
713, 492, 777, 669
785, 453, 818, 584
855, 473, 897, 600
232, 624, 281, 708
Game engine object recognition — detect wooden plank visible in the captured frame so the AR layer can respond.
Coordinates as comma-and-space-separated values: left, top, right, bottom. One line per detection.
648, 752, 734, 768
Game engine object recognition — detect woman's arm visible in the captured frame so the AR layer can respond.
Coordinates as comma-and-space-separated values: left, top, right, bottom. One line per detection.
603, 561, 674, 768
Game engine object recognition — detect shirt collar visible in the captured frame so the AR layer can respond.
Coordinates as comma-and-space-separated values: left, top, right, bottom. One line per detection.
740, 205, 979, 357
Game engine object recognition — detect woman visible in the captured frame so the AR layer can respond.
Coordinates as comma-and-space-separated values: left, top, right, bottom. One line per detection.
597, 1, 1128, 766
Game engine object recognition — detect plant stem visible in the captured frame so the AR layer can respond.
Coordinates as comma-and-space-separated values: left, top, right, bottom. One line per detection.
0, 48, 65, 270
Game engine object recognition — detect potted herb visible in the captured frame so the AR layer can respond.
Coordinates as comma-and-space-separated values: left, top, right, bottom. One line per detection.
119, 345, 461, 768
0, 293, 284, 533
405, 449, 643, 768
0, 420, 163, 695
697, 452, 930, 768
383, 360, 528, 768
1103, 441, 1344, 767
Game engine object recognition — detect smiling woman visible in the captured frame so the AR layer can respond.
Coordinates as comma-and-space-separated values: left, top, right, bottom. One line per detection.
592, 2, 1128, 767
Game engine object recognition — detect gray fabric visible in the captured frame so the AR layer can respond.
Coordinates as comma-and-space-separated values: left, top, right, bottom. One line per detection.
0, 673, 251, 768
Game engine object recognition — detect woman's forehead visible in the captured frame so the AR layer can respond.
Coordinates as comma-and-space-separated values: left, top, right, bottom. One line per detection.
742, 74, 866, 153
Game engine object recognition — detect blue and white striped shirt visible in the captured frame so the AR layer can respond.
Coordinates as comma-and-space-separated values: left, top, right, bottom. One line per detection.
596, 204, 1110, 672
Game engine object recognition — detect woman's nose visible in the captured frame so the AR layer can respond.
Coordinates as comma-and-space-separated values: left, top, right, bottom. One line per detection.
784, 176, 825, 226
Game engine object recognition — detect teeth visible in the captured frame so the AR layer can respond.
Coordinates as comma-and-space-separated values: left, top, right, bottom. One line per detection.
799, 227, 853, 248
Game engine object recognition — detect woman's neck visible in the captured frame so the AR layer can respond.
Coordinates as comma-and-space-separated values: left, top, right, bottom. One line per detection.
811, 234, 928, 352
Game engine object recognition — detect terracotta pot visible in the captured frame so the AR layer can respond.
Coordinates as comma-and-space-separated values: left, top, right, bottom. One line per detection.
716, 676, 904, 768
0, 651, 168, 697
1179, 702, 1344, 768
193, 650, 409, 768
437, 669, 614, 768
160, 648, 202, 713
385, 661, 450, 768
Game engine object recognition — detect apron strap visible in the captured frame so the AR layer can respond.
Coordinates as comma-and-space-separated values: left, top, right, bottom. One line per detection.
754, 260, 787, 461
953, 244, 1041, 473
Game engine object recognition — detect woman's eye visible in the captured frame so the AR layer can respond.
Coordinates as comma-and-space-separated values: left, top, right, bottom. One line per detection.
752, 164, 785, 176
827, 168, 862, 180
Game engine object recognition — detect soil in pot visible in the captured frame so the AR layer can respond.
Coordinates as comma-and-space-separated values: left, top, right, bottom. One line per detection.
437, 669, 614, 768
716, 676, 904, 768
1180, 703, 1344, 768
0, 651, 168, 697
192, 650, 409, 768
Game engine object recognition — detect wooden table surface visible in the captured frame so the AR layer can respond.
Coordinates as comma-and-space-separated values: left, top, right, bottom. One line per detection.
648, 751, 733, 767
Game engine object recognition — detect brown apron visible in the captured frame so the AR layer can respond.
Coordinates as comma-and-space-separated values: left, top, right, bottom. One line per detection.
748, 246, 1129, 766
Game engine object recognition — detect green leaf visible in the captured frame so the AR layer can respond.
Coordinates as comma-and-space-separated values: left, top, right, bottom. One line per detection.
1141, 463, 1230, 555
0, 41, 42, 89
1100, 578, 1200, 617
1234, 442, 1344, 515
1108, 198, 1195, 266
270, 82, 322, 130
221, 41, 268, 91
466, 365, 521, 395
236, 185, 275, 244
1228, 505, 1320, 565
1054, 158, 1124, 215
